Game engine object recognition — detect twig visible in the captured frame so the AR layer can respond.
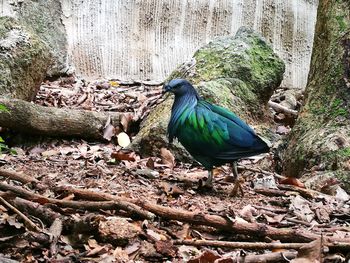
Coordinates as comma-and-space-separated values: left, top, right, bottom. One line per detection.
254, 188, 288, 197
175, 239, 350, 251
237, 165, 285, 180
0, 195, 42, 232
268, 100, 298, 116
252, 205, 288, 214
49, 218, 63, 257
277, 184, 321, 199
285, 217, 313, 227
174, 239, 306, 250
232, 251, 297, 263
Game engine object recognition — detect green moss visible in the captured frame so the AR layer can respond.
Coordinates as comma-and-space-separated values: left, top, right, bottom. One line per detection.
0, 17, 18, 38
338, 147, 350, 157
335, 15, 348, 32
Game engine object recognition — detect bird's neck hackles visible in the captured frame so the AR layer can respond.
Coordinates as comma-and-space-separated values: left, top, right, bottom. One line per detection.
168, 86, 199, 142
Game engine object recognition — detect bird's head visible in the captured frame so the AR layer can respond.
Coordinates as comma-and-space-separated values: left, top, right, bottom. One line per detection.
163, 79, 197, 97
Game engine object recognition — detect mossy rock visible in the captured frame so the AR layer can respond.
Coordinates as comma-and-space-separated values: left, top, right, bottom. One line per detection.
16, 0, 68, 76
0, 16, 51, 101
131, 27, 285, 160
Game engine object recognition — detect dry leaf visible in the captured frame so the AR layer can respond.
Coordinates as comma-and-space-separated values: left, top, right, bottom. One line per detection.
187, 250, 221, 263
290, 195, 315, 223
120, 113, 133, 132
146, 158, 155, 169
41, 149, 60, 157
280, 177, 305, 188
290, 239, 322, 263
145, 229, 166, 242
125, 242, 141, 255
113, 247, 129, 261
239, 204, 257, 223
160, 182, 184, 197
103, 115, 115, 141
276, 125, 291, 135
111, 150, 136, 161
155, 241, 178, 257
135, 169, 159, 179
117, 132, 131, 147
109, 80, 120, 87
160, 148, 175, 169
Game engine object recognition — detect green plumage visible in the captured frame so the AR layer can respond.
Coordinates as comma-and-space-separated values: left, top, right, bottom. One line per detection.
164, 79, 269, 171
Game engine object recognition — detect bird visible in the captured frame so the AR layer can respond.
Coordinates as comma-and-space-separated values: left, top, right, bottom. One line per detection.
163, 79, 270, 194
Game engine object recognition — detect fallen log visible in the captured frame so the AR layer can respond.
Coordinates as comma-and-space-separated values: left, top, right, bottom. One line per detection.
0, 98, 125, 140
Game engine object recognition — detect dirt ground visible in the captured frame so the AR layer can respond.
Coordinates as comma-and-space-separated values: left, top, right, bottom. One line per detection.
0, 77, 349, 262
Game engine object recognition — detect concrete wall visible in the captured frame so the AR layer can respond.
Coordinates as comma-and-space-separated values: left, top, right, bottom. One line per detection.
1, 0, 318, 89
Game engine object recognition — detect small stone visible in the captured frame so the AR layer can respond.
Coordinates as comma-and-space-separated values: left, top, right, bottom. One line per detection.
98, 217, 141, 246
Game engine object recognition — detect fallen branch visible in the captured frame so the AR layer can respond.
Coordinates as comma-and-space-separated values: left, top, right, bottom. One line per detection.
237, 165, 285, 180
227, 251, 297, 263
252, 205, 288, 214
277, 184, 320, 199
0, 182, 154, 220
174, 239, 306, 250
0, 168, 40, 185
0, 98, 126, 140
268, 100, 298, 116
254, 188, 288, 197
54, 185, 350, 244
0, 195, 42, 232
10, 196, 60, 225
49, 218, 63, 257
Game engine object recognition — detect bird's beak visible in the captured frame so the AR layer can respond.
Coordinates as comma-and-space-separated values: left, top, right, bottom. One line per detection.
162, 84, 171, 95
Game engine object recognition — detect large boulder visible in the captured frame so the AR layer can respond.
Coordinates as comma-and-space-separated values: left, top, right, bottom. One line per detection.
283, 0, 350, 191
5, 0, 68, 77
0, 16, 51, 101
131, 27, 285, 160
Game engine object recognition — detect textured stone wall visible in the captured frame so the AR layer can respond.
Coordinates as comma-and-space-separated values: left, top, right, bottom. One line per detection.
1, 0, 318, 89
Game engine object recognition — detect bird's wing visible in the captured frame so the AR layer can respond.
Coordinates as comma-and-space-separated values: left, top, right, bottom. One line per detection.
175, 100, 268, 160
202, 101, 256, 135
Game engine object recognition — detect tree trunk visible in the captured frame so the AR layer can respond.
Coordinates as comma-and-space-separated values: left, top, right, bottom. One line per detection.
283, 0, 350, 190
0, 98, 121, 140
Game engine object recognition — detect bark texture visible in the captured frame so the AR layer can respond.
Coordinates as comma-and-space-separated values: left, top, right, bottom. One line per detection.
283, 0, 350, 190
0, 98, 121, 140
0, 16, 51, 101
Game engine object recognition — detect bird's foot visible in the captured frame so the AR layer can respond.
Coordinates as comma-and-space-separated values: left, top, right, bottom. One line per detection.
229, 177, 245, 197
198, 178, 214, 190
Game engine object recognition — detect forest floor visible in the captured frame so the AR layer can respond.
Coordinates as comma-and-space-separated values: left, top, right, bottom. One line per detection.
0, 77, 349, 263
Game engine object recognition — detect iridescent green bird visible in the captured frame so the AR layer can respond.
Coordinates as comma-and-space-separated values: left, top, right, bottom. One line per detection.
163, 79, 269, 191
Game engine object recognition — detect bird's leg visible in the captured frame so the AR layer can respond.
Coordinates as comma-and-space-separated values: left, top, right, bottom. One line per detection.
205, 169, 213, 187
199, 169, 214, 189
232, 161, 239, 180
230, 161, 244, 197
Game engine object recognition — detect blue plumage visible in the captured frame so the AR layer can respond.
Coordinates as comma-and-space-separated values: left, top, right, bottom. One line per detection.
163, 79, 269, 189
